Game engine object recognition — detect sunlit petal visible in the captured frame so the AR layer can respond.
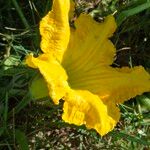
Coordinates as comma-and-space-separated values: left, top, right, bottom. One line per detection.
67, 65, 150, 104
26, 54, 69, 104
62, 14, 116, 71
62, 90, 120, 136
40, 0, 70, 62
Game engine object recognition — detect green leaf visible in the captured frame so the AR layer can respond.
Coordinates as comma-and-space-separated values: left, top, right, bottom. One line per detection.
3, 55, 21, 69
117, 2, 150, 26
15, 129, 29, 150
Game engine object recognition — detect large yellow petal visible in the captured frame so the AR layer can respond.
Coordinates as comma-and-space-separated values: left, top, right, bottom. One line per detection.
62, 90, 120, 136
61, 12, 150, 105
26, 54, 69, 104
40, 0, 70, 62
69, 0, 75, 19
62, 14, 117, 71
67, 65, 150, 104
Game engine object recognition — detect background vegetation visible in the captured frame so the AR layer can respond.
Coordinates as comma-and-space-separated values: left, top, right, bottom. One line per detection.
0, 0, 150, 149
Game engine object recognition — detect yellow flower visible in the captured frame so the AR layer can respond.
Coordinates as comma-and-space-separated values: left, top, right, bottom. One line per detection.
26, 0, 150, 136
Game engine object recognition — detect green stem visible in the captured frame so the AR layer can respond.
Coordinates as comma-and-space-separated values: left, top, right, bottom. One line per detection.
11, 0, 30, 29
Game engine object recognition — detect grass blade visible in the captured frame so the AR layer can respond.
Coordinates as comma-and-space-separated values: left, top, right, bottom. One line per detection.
11, 0, 30, 29
3, 93, 8, 122
8, 93, 32, 116
13, 93, 31, 114
15, 129, 29, 150
110, 131, 150, 146
117, 2, 150, 26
